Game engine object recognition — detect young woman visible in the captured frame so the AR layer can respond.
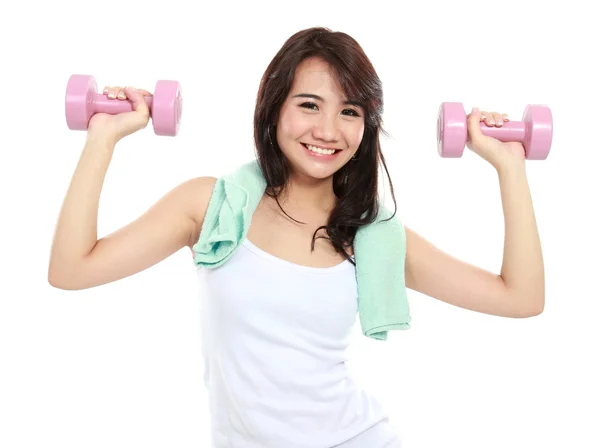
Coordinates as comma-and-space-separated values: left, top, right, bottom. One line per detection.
49, 27, 545, 448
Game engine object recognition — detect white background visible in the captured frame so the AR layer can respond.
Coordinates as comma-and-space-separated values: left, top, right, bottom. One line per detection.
1, 1, 599, 447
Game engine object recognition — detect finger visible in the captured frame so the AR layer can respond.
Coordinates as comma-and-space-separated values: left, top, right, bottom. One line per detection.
123, 87, 150, 115
105, 86, 122, 99
103, 85, 151, 99
501, 113, 509, 122
467, 107, 485, 144
467, 106, 497, 148
481, 110, 495, 126
492, 112, 503, 127
136, 88, 153, 97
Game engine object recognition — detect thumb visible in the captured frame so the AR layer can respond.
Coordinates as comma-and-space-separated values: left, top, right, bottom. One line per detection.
124, 87, 150, 118
466, 106, 485, 146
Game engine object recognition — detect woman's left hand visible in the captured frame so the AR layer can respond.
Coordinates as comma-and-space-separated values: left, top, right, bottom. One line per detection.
466, 107, 526, 171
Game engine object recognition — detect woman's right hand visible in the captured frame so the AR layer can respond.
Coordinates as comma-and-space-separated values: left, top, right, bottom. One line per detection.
87, 86, 153, 144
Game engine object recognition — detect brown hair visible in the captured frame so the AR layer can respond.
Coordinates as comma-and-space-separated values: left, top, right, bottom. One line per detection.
253, 27, 397, 265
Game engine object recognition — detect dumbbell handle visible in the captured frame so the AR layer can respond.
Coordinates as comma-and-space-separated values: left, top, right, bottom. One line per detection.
90, 93, 154, 115
479, 121, 525, 142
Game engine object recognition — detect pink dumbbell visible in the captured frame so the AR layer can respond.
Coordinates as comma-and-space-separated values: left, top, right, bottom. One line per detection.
437, 102, 553, 160
65, 74, 183, 136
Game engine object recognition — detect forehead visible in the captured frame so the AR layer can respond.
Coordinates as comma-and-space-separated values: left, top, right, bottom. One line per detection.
290, 58, 345, 98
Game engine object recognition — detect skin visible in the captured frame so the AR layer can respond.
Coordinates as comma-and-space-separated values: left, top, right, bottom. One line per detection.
272, 57, 364, 214
48, 57, 544, 319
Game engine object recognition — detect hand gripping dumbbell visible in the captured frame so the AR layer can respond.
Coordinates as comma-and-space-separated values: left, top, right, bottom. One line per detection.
437, 102, 553, 160
65, 74, 183, 136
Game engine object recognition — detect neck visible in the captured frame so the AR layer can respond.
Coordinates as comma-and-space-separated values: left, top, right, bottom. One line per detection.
274, 171, 337, 215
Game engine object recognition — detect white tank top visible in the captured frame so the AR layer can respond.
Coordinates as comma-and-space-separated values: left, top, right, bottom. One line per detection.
195, 238, 402, 447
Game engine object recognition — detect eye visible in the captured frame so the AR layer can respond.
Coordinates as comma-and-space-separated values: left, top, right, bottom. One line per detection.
299, 102, 318, 110
342, 109, 360, 117
299, 102, 361, 117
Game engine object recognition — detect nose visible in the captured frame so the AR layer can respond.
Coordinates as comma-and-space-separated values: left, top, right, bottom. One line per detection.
312, 115, 339, 142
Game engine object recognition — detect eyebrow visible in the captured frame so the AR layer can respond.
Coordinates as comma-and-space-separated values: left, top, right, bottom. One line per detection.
292, 93, 361, 108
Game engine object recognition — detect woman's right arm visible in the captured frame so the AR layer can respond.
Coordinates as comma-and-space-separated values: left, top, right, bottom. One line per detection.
48, 85, 217, 290
48, 135, 216, 290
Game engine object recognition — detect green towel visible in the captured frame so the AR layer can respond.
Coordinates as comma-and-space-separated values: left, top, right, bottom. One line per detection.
193, 159, 411, 340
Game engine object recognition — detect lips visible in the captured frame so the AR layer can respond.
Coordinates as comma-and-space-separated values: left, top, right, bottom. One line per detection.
301, 143, 342, 154
300, 142, 342, 160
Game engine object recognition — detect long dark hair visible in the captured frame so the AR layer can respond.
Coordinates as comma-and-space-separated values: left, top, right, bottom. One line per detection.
253, 27, 397, 266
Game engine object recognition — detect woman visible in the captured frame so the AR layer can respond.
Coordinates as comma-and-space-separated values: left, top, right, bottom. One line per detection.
48, 27, 545, 447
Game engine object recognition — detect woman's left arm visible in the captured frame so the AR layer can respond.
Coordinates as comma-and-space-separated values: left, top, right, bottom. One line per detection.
405, 108, 545, 318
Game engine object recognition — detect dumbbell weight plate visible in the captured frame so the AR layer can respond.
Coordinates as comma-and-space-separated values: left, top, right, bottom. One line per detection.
65, 74, 97, 131
522, 105, 553, 160
151, 80, 183, 137
437, 102, 467, 158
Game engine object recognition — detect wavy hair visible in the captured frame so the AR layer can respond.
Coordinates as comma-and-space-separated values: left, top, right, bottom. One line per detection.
253, 27, 397, 265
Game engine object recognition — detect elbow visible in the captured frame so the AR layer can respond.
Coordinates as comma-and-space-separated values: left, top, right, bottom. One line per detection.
48, 273, 76, 290
518, 294, 545, 318
48, 265, 84, 291
530, 299, 545, 317
522, 305, 543, 318
48, 266, 62, 289
504, 282, 544, 318
530, 288, 546, 316
48, 277, 77, 291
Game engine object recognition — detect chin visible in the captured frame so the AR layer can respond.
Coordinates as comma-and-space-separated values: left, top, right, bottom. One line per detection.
288, 155, 346, 181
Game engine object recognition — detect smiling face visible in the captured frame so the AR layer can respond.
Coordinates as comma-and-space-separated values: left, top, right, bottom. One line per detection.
275, 57, 365, 181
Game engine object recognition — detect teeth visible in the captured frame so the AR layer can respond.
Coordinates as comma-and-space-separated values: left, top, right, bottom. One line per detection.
305, 144, 337, 155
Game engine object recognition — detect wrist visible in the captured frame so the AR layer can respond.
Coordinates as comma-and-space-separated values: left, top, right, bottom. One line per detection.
494, 158, 526, 176
85, 132, 118, 152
